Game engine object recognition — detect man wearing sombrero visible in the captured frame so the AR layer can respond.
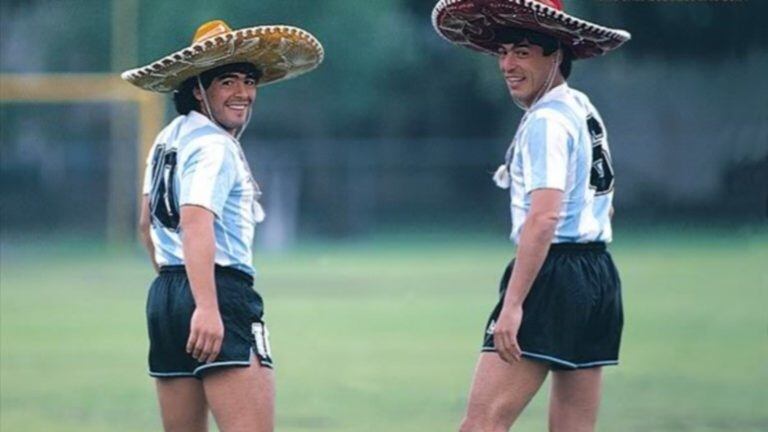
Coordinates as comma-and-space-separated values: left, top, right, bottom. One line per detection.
123, 20, 323, 432
432, 1, 630, 430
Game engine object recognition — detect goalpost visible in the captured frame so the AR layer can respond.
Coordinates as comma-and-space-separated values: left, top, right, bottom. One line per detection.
0, 0, 158, 243
0, 73, 165, 242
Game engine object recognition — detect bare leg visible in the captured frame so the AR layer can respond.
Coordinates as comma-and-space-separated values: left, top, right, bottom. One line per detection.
203, 358, 275, 432
548, 368, 602, 432
459, 353, 549, 432
155, 377, 209, 432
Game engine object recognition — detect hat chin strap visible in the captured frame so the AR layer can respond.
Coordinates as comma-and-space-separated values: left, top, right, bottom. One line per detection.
236, 104, 252, 141
513, 49, 562, 111
196, 76, 252, 141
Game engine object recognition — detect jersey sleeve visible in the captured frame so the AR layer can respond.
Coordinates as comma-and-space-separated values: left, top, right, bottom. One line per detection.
178, 138, 237, 217
518, 111, 572, 193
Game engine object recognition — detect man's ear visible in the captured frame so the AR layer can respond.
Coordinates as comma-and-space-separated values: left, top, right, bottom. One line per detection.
192, 84, 203, 102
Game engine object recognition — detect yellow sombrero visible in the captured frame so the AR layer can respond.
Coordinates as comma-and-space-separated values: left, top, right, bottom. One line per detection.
121, 20, 324, 93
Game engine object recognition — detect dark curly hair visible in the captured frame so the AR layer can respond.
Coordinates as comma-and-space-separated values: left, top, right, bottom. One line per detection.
494, 28, 573, 79
172, 62, 262, 115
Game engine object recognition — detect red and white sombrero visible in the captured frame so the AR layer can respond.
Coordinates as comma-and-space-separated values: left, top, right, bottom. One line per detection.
432, 0, 631, 59
122, 20, 324, 93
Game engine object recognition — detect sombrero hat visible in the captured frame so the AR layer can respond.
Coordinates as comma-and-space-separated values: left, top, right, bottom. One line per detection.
122, 20, 324, 93
432, 0, 631, 59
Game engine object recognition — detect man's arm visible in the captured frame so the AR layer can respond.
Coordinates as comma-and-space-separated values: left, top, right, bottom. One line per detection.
493, 188, 563, 364
138, 196, 159, 273
180, 205, 224, 364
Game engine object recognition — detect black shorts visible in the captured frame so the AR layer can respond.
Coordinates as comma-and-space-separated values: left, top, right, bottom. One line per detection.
482, 242, 623, 370
146, 265, 273, 378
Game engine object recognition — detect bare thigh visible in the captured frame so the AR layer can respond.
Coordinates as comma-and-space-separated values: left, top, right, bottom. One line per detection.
203, 358, 275, 432
155, 377, 209, 432
460, 353, 549, 432
548, 368, 602, 432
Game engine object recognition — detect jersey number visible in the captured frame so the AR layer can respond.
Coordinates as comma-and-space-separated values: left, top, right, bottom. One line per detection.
586, 115, 614, 195
149, 144, 180, 230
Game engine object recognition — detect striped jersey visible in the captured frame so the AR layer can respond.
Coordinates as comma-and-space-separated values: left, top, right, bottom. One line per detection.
504, 83, 615, 244
142, 111, 264, 276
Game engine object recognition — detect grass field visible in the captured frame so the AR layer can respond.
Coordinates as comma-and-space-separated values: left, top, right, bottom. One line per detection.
1, 226, 766, 431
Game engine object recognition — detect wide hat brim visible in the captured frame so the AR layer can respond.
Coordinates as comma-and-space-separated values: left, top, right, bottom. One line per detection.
122, 25, 324, 92
432, 0, 631, 59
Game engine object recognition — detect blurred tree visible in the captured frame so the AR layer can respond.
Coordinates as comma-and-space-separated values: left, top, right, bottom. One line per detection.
579, 1, 768, 59
0, 0, 110, 72
2, 0, 766, 238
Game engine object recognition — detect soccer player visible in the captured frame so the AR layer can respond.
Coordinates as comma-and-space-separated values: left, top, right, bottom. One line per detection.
122, 20, 323, 432
432, 1, 631, 430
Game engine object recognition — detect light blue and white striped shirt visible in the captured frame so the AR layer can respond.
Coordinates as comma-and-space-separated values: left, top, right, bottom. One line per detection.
142, 111, 264, 276
503, 83, 615, 244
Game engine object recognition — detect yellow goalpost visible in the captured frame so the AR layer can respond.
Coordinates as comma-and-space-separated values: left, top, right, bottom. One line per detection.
0, 73, 163, 171
0, 73, 165, 241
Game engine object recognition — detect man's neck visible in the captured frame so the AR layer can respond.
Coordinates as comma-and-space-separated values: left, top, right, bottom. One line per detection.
192, 109, 237, 137
523, 76, 567, 109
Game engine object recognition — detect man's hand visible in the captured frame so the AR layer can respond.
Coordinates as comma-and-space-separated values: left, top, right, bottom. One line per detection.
493, 303, 524, 363
187, 307, 224, 363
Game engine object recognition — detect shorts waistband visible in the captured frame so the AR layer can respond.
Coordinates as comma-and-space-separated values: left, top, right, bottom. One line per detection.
549, 242, 606, 252
159, 265, 254, 285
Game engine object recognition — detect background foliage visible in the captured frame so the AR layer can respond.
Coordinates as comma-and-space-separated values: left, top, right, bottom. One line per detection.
1, 0, 766, 239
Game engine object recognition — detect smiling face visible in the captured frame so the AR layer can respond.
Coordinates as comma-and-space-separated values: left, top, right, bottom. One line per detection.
498, 41, 563, 107
194, 71, 257, 135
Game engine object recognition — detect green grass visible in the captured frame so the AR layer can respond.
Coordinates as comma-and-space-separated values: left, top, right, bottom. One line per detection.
1, 227, 766, 431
